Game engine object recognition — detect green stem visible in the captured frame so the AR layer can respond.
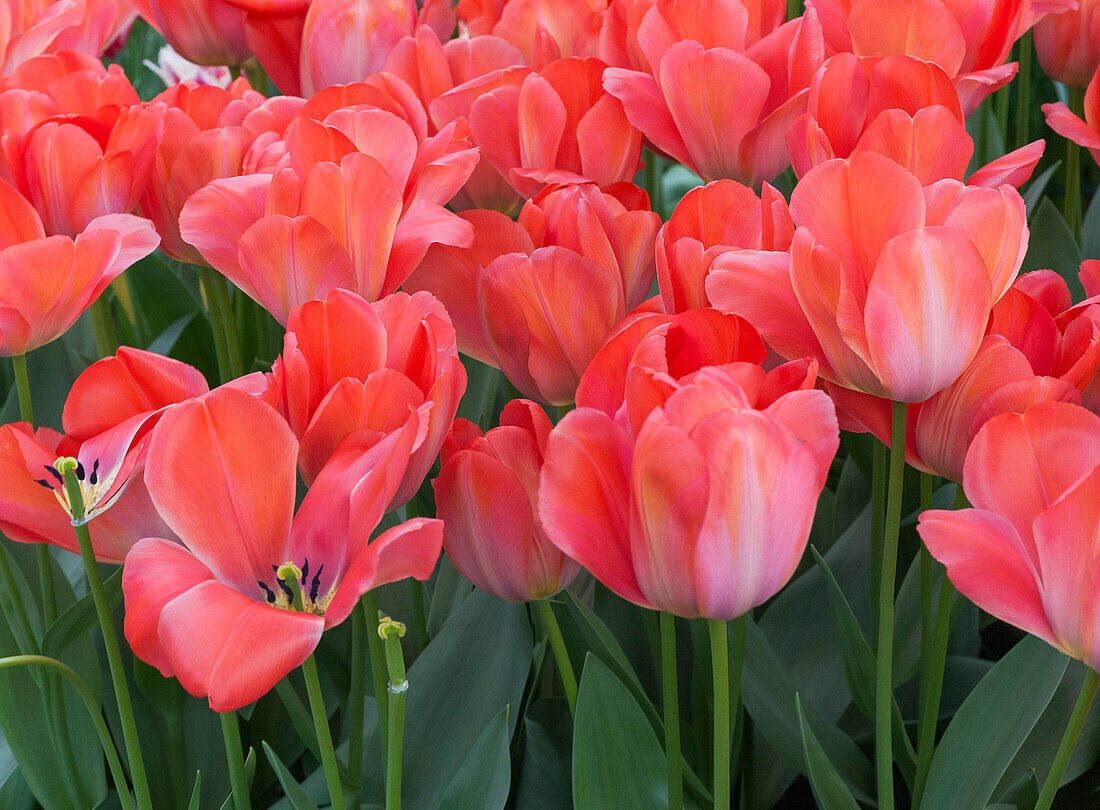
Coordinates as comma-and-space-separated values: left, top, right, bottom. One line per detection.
209, 273, 243, 379
912, 574, 954, 806
60, 462, 153, 810
1064, 100, 1084, 240
1034, 667, 1100, 810
364, 592, 390, 767
534, 598, 577, 716
710, 619, 730, 810
875, 402, 907, 810
870, 440, 887, 646
89, 297, 118, 358
280, 564, 345, 810
0, 655, 134, 810
219, 712, 250, 810
1015, 32, 1032, 149
660, 612, 683, 810
348, 605, 367, 810
198, 267, 231, 383
411, 580, 429, 650
643, 150, 665, 220
380, 619, 407, 810
11, 354, 33, 423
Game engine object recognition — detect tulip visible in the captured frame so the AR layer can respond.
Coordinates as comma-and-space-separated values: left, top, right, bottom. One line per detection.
458, 0, 606, 67
122, 386, 442, 712
539, 308, 839, 619
1033, 0, 1100, 87
129, 0, 252, 66
706, 151, 1028, 402
264, 288, 466, 507
0, 177, 159, 357
1043, 63, 1100, 168
918, 402, 1100, 670
435, 400, 579, 602
0, 0, 135, 74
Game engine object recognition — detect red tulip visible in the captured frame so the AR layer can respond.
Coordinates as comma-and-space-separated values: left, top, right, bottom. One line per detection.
0, 177, 159, 356
435, 400, 580, 602
122, 387, 442, 711
1034, 0, 1100, 87
406, 182, 660, 404
919, 402, 1100, 669
130, 0, 252, 66
1043, 63, 1100, 168
264, 288, 466, 507
706, 152, 1028, 402
539, 308, 838, 618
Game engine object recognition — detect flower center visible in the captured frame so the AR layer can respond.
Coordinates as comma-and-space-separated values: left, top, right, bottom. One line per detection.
257, 558, 334, 615
34, 457, 113, 523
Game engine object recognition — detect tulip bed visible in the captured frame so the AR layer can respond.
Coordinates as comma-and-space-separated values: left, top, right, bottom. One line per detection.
1, 0, 1100, 809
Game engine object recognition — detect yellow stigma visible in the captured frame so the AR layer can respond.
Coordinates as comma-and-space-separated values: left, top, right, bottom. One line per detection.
378, 617, 406, 640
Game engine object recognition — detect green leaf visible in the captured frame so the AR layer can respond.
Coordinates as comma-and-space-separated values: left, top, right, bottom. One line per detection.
186, 772, 202, 810
1082, 188, 1100, 262
811, 548, 916, 788
514, 716, 572, 810
796, 695, 860, 810
742, 619, 875, 804
572, 655, 667, 810
263, 742, 320, 810
1022, 197, 1085, 300
437, 707, 512, 810
217, 748, 255, 810
425, 554, 472, 637
920, 636, 1068, 810
147, 314, 196, 356
1022, 161, 1061, 218
42, 568, 122, 658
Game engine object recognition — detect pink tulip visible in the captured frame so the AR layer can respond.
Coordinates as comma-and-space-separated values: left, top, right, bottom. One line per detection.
1043, 63, 1100, 168
263, 288, 466, 507
1034, 0, 1100, 87
130, 0, 252, 66
435, 400, 580, 602
706, 151, 1028, 402
918, 402, 1100, 669
458, 0, 606, 67
0, 0, 135, 74
122, 387, 442, 711
539, 308, 838, 618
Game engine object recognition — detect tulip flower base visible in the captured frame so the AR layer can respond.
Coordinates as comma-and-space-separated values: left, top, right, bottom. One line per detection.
2, 4, 1100, 809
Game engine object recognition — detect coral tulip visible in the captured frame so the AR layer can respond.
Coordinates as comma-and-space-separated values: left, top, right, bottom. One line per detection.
122, 387, 442, 712
918, 402, 1100, 669
1043, 63, 1100, 168
435, 400, 579, 602
1034, 0, 1100, 87
129, 0, 252, 66
539, 308, 838, 618
263, 288, 466, 506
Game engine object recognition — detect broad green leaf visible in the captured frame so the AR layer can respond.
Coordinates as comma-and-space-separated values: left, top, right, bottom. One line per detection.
42, 568, 122, 658
425, 554, 472, 637
920, 636, 1068, 809
796, 695, 860, 810
1022, 198, 1085, 300
1022, 161, 1060, 217
1083, 188, 1100, 262
437, 707, 511, 810
514, 716, 571, 810
572, 655, 667, 810
263, 742, 321, 810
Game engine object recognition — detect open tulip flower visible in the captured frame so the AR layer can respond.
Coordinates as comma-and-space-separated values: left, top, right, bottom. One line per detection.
602, 0, 825, 185
0, 176, 159, 356
539, 308, 838, 618
264, 287, 466, 506
918, 402, 1100, 670
706, 151, 1028, 402
122, 387, 443, 712
435, 399, 580, 602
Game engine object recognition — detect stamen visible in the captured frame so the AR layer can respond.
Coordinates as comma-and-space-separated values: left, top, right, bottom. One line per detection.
89, 459, 99, 486
45, 465, 63, 485
257, 581, 276, 603
272, 564, 294, 600
301, 557, 309, 583
310, 564, 324, 603
34, 478, 53, 490
75, 461, 85, 481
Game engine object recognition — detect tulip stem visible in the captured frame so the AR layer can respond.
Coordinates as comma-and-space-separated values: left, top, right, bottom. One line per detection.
1064, 87, 1086, 240
870, 440, 887, 645
11, 354, 33, 423
535, 598, 577, 716
219, 712, 249, 810
347, 605, 367, 810
89, 297, 118, 358
282, 566, 346, 810
380, 618, 408, 810
60, 462, 153, 810
659, 612, 683, 810
209, 272, 244, 379
912, 571, 954, 806
363, 593, 390, 767
710, 619, 731, 809
1035, 667, 1100, 810
875, 402, 907, 810
0, 655, 135, 810
1015, 32, 1032, 149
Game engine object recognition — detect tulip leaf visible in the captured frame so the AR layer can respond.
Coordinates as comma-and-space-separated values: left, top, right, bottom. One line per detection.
41, 567, 123, 659
437, 707, 512, 810
1022, 161, 1060, 218
742, 618, 875, 804
1082, 190, 1100, 261
811, 548, 917, 789
1022, 198, 1085, 301
514, 715, 572, 810
217, 748, 255, 810
919, 635, 1068, 810
147, 314, 196, 356
796, 694, 860, 810
263, 741, 321, 810
572, 654, 667, 810
186, 772, 202, 810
